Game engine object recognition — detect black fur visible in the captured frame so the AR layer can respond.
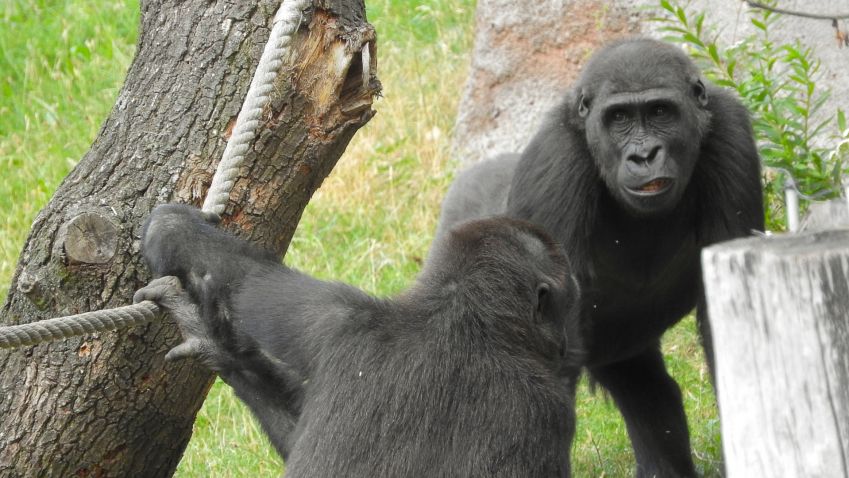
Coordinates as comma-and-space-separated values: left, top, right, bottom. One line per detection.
435, 37, 764, 477
136, 204, 582, 477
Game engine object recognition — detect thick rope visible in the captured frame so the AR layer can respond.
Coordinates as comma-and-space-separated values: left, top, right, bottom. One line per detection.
0, 301, 159, 349
202, 0, 310, 215
0, 0, 310, 349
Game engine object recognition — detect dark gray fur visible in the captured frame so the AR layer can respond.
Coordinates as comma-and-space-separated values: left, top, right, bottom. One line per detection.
433, 154, 519, 242
434, 37, 764, 477
136, 203, 582, 477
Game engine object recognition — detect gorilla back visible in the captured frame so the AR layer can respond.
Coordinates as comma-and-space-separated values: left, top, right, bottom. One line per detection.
435, 37, 763, 477
138, 204, 581, 477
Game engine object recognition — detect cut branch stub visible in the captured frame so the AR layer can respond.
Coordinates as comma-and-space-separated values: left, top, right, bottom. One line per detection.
61, 212, 119, 265
176, 5, 382, 253
289, 8, 378, 131
16, 269, 48, 311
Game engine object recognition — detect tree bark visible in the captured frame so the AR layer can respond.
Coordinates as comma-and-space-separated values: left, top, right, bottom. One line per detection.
702, 230, 849, 478
0, 1, 378, 476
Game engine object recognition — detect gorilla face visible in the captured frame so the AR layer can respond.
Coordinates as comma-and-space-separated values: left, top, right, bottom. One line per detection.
577, 42, 711, 217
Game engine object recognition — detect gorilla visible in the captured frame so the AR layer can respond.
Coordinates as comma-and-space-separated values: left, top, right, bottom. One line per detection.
135, 204, 582, 477
435, 37, 764, 477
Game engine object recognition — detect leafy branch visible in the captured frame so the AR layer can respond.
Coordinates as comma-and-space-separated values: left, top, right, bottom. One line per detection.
655, 0, 849, 229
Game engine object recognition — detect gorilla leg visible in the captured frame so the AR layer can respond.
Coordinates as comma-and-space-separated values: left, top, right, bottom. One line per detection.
590, 346, 695, 478
696, 295, 717, 387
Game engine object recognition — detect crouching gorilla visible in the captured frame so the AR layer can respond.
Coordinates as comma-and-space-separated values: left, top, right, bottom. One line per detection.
135, 204, 582, 477
436, 38, 764, 477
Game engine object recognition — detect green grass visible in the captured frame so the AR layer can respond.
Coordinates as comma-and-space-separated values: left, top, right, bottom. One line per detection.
0, 0, 139, 297
0, 1, 721, 476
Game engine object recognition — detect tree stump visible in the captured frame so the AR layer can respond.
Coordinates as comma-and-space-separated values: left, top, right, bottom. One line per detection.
0, 1, 379, 476
702, 230, 849, 477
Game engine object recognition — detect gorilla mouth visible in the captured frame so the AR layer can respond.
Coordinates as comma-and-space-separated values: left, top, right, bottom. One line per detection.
629, 178, 673, 196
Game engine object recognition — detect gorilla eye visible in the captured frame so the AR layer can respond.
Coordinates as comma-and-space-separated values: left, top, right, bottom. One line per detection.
611, 110, 628, 123
652, 105, 667, 117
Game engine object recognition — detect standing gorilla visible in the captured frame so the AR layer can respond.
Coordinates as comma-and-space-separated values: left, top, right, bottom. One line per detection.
136, 204, 582, 477
435, 37, 764, 477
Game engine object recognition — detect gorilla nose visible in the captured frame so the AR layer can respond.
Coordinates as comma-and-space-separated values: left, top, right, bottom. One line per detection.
626, 145, 662, 165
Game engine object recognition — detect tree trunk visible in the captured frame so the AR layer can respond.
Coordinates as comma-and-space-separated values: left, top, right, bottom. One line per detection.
0, 1, 378, 476
452, 0, 642, 164
702, 230, 849, 478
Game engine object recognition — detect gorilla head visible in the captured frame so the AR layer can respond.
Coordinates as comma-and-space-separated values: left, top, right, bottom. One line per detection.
575, 38, 711, 216
424, 217, 581, 364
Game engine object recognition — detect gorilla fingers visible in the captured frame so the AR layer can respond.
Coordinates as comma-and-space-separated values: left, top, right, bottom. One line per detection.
133, 276, 211, 364
134, 276, 300, 382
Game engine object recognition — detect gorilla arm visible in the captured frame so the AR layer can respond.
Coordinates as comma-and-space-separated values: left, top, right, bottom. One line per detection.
133, 274, 305, 458
137, 204, 369, 458
506, 97, 604, 277
694, 86, 764, 244
691, 86, 765, 379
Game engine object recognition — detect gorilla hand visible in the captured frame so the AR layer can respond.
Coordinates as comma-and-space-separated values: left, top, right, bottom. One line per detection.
133, 275, 230, 369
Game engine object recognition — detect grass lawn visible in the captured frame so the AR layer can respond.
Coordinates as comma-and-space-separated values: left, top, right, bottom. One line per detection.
0, 0, 721, 476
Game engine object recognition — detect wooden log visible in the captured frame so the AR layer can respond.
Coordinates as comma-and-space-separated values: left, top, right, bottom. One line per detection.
702, 229, 849, 478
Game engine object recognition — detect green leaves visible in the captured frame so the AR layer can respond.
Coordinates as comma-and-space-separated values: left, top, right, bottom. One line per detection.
707, 44, 720, 65
653, 0, 848, 230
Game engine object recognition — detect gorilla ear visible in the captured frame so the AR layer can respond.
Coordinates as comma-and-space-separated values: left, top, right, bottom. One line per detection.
693, 79, 709, 107
535, 282, 551, 316
577, 91, 590, 118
